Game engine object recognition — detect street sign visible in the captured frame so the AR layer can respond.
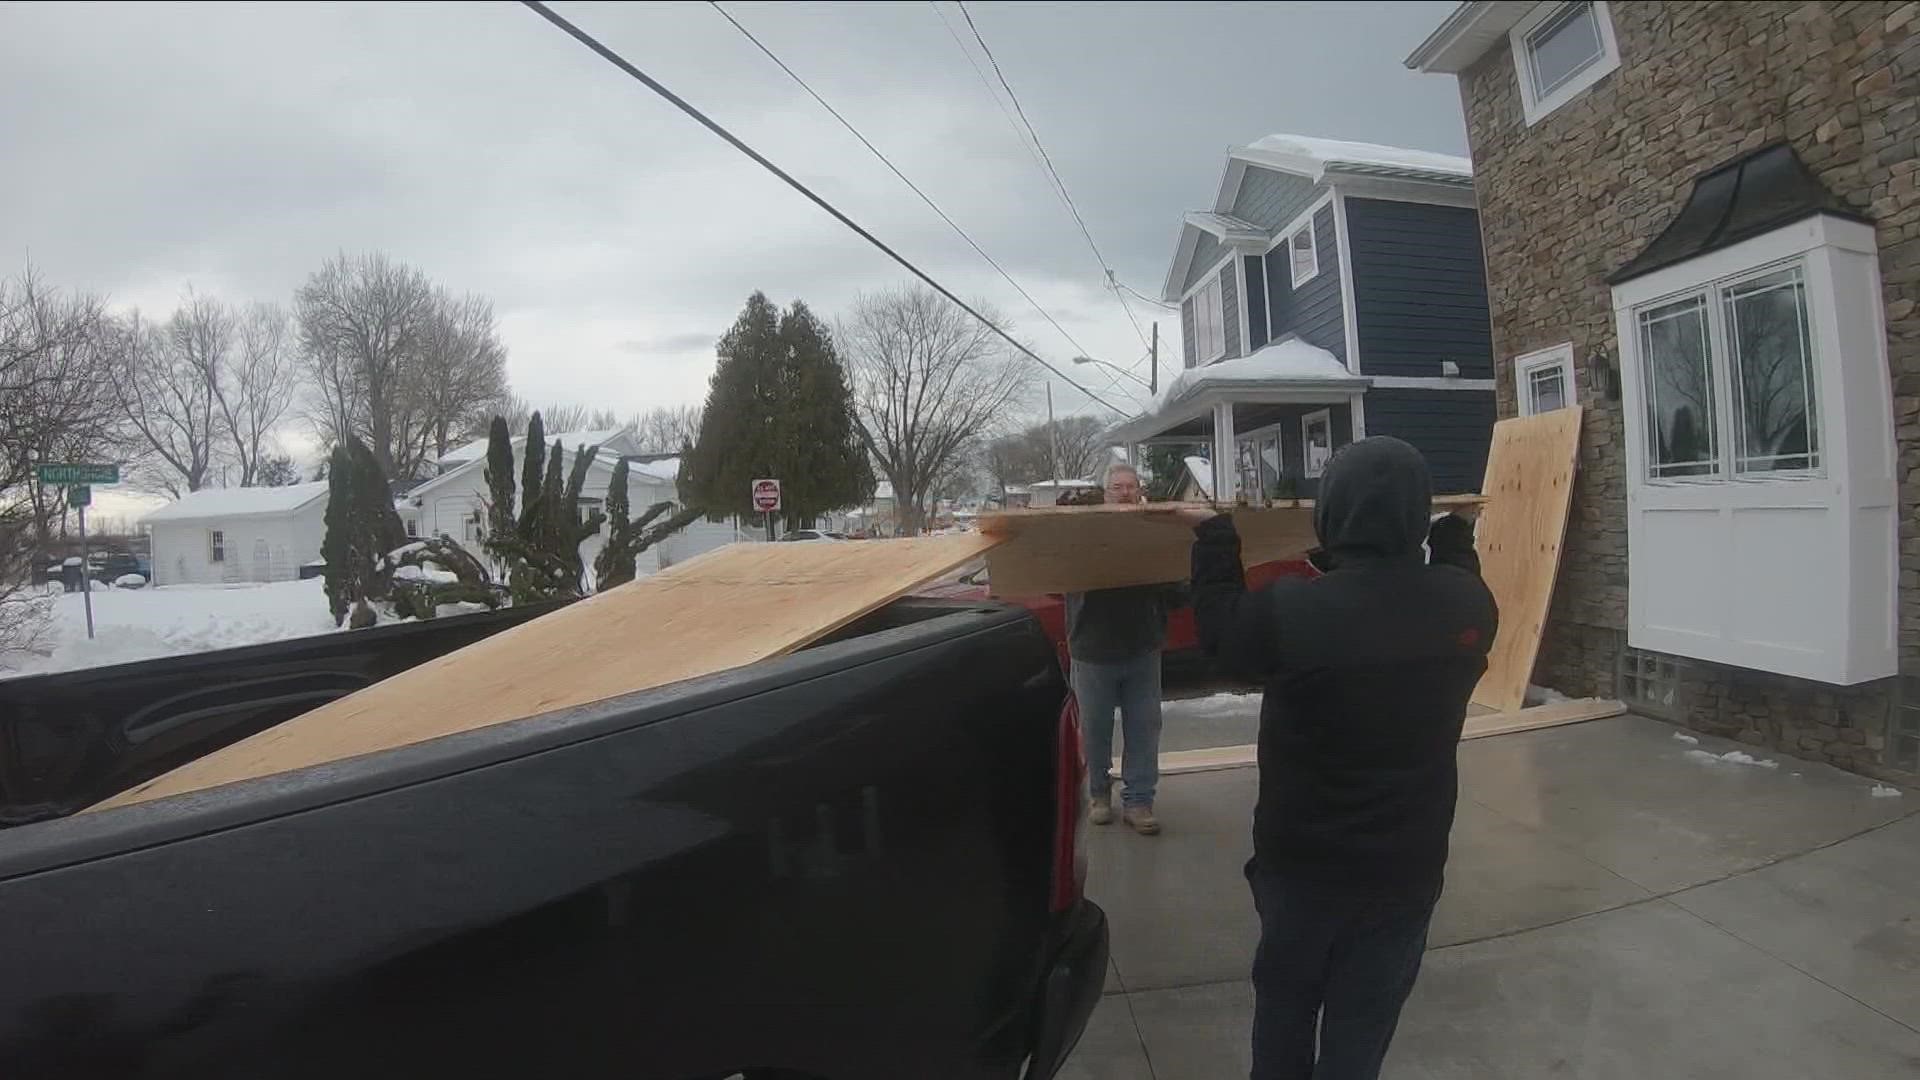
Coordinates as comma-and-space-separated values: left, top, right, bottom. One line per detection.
37, 463, 119, 485
751, 478, 781, 513
68, 485, 91, 508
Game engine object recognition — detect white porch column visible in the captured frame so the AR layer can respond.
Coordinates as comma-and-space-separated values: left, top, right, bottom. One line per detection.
1210, 401, 1236, 505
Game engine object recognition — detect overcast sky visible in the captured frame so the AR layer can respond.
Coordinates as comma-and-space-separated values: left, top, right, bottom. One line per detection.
2, 0, 1464, 456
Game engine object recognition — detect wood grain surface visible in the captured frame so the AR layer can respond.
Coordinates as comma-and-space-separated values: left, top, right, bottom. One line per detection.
1470, 408, 1584, 712
91, 533, 1001, 811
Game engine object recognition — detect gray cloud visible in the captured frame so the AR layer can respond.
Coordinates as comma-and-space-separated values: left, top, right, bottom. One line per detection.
1, 0, 1464, 421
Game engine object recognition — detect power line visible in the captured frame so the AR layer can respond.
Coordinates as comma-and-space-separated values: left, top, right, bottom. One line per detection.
518, 0, 1130, 417
927, 2, 1053, 182
707, 0, 1098, 363
954, 1, 1153, 348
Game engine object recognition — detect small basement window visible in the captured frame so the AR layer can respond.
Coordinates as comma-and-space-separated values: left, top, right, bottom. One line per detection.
1514, 343, 1576, 415
1895, 676, 1920, 772
1617, 647, 1681, 720
1511, 1, 1621, 126
1289, 222, 1318, 288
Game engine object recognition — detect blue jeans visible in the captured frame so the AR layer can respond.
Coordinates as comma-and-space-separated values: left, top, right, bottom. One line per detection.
1071, 651, 1162, 808
1247, 862, 1440, 1080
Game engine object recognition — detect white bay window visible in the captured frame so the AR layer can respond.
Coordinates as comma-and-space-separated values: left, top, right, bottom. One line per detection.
1614, 214, 1895, 684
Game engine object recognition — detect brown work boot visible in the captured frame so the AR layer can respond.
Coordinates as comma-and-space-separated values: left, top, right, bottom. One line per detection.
1089, 791, 1114, 825
1123, 804, 1160, 835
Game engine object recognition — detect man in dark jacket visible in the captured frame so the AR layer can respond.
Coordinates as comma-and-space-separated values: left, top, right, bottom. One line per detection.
1067, 461, 1181, 835
1164, 436, 1495, 1080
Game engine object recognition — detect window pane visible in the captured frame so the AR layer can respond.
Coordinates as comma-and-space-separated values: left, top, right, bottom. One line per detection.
1527, 1, 1604, 98
1724, 267, 1818, 473
1638, 295, 1719, 478
1291, 227, 1314, 283
1528, 366, 1567, 412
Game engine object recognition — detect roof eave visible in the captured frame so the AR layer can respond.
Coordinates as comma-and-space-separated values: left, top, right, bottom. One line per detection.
1404, 1, 1533, 74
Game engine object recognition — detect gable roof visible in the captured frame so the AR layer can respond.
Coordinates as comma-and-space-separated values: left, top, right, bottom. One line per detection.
1165, 132, 1473, 300
405, 441, 675, 506
143, 481, 330, 524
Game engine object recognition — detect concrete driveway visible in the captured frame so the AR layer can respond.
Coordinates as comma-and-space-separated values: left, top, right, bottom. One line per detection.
1065, 712, 1920, 1079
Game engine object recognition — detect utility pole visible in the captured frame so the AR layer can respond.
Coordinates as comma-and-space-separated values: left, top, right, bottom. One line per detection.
1150, 322, 1159, 395
1045, 382, 1060, 481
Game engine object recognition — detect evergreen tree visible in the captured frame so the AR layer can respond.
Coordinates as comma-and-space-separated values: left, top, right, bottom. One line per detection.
320, 443, 353, 626
592, 458, 704, 591
680, 292, 873, 528
483, 415, 515, 540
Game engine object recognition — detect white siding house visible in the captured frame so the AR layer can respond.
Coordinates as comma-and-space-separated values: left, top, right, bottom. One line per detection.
401, 431, 736, 580
143, 482, 330, 586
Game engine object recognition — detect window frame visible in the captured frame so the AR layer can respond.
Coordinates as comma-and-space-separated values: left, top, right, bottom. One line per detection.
1191, 272, 1227, 364
1628, 256, 1825, 486
1510, 0, 1622, 126
1513, 342, 1576, 416
1302, 409, 1334, 479
1289, 221, 1318, 289
208, 529, 225, 563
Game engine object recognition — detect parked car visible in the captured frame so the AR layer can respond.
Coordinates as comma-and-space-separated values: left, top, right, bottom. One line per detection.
915, 557, 1319, 673
87, 551, 145, 584
0, 597, 1106, 1080
776, 529, 843, 542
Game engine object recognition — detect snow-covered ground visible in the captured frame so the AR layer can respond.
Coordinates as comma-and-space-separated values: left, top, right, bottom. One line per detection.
2, 578, 342, 678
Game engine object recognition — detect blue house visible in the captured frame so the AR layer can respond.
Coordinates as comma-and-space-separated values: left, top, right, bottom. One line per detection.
1111, 134, 1497, 498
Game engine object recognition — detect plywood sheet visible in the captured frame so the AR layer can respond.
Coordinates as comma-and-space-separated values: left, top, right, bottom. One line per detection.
1471, 408, 1584, 713
978, 495, 1484, 597
92, 533, 1000, 811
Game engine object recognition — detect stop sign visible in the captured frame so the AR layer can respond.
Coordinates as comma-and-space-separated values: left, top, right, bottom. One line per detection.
751, 478, 781, 513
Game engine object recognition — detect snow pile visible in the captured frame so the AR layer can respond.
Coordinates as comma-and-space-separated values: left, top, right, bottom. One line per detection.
1152, 340, 1360, 412
1685, 748, 1779, 769
1, 579, 342, 679
1525, 684, 1572, 706
1163, 691, 1262, 718
1672, 732, 1701, 745
1870, 784, 1903, 798
1241, 133, 1472, 178
393, 562, 459, 585
113, 574, 147, 589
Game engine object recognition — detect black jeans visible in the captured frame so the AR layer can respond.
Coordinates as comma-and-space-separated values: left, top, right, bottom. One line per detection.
1246, 861, 1440, 1080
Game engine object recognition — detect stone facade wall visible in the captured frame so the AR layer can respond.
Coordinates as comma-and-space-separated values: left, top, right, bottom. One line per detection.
1455, 0, 1920, 779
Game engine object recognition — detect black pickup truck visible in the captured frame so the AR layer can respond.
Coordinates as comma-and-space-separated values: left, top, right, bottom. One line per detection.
0, 597, 1107, 1080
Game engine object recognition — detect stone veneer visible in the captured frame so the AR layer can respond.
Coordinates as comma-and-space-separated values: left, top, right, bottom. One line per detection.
1454, 0, 1920, 779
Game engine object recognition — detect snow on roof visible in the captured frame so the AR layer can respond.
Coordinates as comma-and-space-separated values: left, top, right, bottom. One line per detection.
873, 481, 895, 501
143, 481, 330, 523
438, 428, 630, 466
1029, 478, 1097, 489
1239, 133, 1471, 180
1183, 456, 1214, 499
1154, 338, 1365, 411
628, 456, 680, 484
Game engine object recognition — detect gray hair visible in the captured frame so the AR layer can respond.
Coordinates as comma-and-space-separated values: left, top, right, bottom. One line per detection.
1101, 460, 1140, 486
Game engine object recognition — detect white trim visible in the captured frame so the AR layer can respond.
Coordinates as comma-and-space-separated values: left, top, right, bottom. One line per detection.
1235, 254, 1253, 358
1179, 251, 1238, 306
1332, 191, 1361, 373
1366, 376, 1499, 391
1163, 224, 1203, 302
1512, 1, 1622, 126
1330, 175, 1479, 209
1512, 343, 1576, 415
1289, 220, 1320, 289
1193, 273, 1227, 364
1406, 0, 1534, 73
1349, 392, 1368, 438
1301, 409, 1334, 479
1262, 192, 1337, 258
1211, 401, 1238, 503
1611, 214, 1896, 685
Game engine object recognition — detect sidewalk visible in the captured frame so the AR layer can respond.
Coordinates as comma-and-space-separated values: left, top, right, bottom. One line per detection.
1066, 712, 1920, 1079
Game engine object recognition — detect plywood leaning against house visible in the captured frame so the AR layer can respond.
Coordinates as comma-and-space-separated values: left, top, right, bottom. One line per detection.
978, 496, 1484, 597
1470, 407, 1584, 713
92, 533, 1001, 811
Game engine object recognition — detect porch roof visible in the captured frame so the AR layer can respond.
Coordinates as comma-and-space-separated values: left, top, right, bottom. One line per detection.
1107, 339, 1367, 444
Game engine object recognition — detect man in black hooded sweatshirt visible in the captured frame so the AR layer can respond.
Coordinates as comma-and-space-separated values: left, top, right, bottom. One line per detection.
1162, 436, 1495, 1080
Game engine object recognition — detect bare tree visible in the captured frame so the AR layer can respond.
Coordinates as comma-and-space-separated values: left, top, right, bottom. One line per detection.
114, 292, 227, 497
295, 252, 437, 479
209, 302, 301, 487
403, 291, 510, 470
0, 270, 119, 662
633, 404, 702, 453
841, 285, 1031, 534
